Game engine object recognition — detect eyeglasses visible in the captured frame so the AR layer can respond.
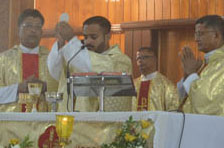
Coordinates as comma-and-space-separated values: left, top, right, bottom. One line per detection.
21, 23, 42, 30
136, 55, 155, 60
194, 31, 216, 37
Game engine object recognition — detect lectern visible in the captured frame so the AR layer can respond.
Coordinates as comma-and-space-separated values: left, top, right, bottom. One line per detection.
69, 72, 136, 112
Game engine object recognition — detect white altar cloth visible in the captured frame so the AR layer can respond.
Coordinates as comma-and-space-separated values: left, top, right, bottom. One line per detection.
0, 111, 224, 148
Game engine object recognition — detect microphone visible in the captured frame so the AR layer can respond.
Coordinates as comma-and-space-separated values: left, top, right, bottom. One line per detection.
66, 40, 85, 111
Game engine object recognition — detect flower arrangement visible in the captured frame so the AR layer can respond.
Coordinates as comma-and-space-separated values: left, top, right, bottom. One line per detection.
101, 116, 153, 148
8, 135, 33, 148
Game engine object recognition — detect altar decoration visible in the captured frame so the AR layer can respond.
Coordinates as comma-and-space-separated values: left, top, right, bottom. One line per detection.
8, 135, 33, 148
0, 112, 157, 147
101, 116, 152, 148
56, 115, 74, 147
38, 125, 60, 148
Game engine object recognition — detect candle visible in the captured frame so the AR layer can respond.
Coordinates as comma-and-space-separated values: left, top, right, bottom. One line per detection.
61, 117, 68, 137
56, 115, 74, 139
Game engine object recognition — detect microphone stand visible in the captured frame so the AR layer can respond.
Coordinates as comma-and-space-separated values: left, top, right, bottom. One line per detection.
66, 44, 85, 112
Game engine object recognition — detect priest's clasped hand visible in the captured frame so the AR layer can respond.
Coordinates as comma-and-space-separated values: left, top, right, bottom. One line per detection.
179, 46, 203, 78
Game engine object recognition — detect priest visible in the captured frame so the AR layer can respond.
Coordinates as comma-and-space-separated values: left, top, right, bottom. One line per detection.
132, 47, 179, 111
47, 16, 132, 112
0, 9, 58, 112
178, 15, 224, 115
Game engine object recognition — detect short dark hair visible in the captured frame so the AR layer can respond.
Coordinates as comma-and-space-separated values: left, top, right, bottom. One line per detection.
83, 16, 111, 34
196, 15, 224, 38
138, 47, 157, 58
18, 9, 44, 27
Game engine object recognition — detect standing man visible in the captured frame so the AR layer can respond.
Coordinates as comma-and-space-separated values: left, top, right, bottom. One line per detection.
179, 15, 224, 115
48, 16, 132, 112
133, 47, 179, 111
0, 9, 58, 112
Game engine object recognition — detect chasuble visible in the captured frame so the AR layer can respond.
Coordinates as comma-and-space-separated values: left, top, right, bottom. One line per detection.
183, 45, 224, 115
0, 45, 58, 112
132, 72, 179, 111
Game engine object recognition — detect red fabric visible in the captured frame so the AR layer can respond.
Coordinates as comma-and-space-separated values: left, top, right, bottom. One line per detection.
21, 53, 39, 112
38, 126, 59, 148
22, 53, 39, 79
137, 81, 150, 111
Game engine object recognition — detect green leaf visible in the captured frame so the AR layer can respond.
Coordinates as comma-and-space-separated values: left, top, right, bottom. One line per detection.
19, 135, 34, 148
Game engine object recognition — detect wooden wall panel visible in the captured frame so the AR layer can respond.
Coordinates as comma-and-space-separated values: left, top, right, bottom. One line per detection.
131, 0, 139, 21
116, 0, 125, 23
147, 0, 155, 20
139, 0, 147, 21
124, 31, 133, 59
208, 0, 216, 15
120, 34, 125, 53
109, 0, 123, 51
159, 31, 168, 76
64, 0, 77, 26
151, 30, 159, 71
216, 0, 224, 15
141, 30, 151, 46
132, 30, 142, 78
108, 0, 116, 45
180, 0, 190, 18
79, 0, 94, 26
171, 0, 180, 19
190, 0, 200, 18
108, 0, 116, 24
163, 0, 171, 19
160, 29, 185, 83
154, 0, 163, 20
93, 0, 108, 17
124, 0, 131, 21
199, 0, 208, 17
36, 0, 59, 29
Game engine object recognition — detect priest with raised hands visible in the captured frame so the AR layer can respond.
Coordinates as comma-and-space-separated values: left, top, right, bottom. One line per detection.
0, 9, 58, 112
48, 16, 133, 112
132, 47, 179, 111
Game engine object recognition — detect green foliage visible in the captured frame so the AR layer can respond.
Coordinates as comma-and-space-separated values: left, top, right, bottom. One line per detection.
8, 135, 33, 148
19, 135, 34, 148
101, 116, 151, 148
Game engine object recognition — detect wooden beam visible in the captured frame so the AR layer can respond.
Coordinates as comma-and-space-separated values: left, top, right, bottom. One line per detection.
42, 18, 196, 38
121, 18, 196, 30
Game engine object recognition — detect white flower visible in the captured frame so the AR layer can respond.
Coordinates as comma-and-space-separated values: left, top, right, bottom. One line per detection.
136, 146, 143, 148
12, 145, 20, 148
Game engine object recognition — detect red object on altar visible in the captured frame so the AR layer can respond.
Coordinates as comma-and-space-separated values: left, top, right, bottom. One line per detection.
38, 125, 60, 148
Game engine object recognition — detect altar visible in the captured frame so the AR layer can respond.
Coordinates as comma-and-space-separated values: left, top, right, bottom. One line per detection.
0, 111, 224, 148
